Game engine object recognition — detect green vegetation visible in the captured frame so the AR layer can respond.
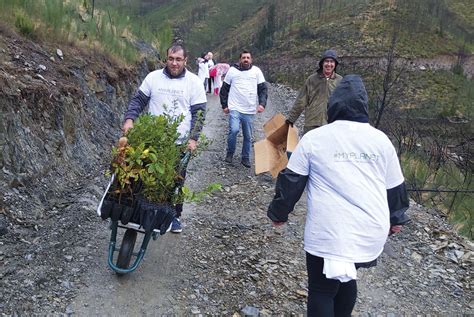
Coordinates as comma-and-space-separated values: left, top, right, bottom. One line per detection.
411, 71, 474, 119
361, 69, 473, 122
0, 0, 167, 63
121, 0, 267, 58
14, 8, 35, 37
402, 153, 473, 239
111, 113, 220, 205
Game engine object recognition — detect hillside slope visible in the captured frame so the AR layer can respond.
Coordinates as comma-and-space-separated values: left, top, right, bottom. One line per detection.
119, 0, 473, 63
117, 0, 473, 125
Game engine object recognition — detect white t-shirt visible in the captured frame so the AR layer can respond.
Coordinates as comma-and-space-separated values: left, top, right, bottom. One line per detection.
224, 65, 265, 114
287, 120, 404, 263
139, 69, 207, 142
208, 59, 215, 69
198, 61, 209, 82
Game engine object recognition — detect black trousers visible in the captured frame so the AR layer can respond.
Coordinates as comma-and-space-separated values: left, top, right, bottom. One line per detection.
306, 252, 357, 317
175, 152, 189, 218
207, 77, 214, 93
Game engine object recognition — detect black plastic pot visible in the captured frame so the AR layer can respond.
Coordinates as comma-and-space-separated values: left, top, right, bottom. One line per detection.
134, 197, 176, 235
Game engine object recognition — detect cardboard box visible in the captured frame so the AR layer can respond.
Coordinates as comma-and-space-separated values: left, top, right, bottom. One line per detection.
254, 113, 299, 178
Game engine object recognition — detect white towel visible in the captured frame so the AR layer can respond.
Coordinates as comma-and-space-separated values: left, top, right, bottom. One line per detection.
323, 258, 357, 282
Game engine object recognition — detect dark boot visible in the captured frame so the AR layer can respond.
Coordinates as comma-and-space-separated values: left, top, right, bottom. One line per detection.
241, 158, 251, 168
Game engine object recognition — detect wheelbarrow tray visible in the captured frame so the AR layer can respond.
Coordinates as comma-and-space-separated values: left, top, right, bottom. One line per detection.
97, 174, 176, 234
96, 152, 191, 275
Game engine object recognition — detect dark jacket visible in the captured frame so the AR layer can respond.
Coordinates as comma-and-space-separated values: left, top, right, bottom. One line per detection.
268, 75, 409, 226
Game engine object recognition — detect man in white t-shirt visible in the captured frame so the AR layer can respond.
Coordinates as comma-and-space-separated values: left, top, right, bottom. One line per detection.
268, 75, 409, 315
122, 43, 207, 234
219, 50, 268, 168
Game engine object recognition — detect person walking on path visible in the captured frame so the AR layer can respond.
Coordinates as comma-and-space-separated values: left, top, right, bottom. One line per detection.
268, 75, 410, 315
207, 51, 216, 94
219, 50, 268, 168
122, 43, 207, 233
197, 52, 210, 91
211, 63, 230, 95
286, 49, 343, 134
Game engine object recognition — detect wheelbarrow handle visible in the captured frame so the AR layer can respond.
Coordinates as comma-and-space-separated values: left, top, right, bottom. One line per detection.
178, 151, 192, 174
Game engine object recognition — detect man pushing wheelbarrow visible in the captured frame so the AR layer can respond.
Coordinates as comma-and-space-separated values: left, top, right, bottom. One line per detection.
97, 43, 218, 275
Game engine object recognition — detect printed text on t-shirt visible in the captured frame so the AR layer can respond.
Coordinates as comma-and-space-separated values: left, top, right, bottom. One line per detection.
334, 151, 379, 163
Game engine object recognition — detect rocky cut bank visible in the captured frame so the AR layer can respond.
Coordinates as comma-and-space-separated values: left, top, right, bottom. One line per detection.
0, 25, 161, 226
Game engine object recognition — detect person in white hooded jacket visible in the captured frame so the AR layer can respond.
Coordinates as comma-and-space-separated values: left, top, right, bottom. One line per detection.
268, 74, 409, 316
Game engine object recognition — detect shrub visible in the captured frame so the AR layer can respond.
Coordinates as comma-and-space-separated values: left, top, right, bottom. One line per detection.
109, 112, 220, 205
15, 9, 35, 37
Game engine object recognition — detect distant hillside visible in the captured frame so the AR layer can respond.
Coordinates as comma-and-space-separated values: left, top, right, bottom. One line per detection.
118, 0, 473, 118
114, 0, 473, 60
215, 0, 473, 59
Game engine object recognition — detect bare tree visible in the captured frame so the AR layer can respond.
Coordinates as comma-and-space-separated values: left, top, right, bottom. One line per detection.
373, 25, 407, 128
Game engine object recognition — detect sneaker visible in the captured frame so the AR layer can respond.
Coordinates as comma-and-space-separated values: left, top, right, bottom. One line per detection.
224, 153, 233, 163
241, 158, 251, 168
170, 217, 182, 233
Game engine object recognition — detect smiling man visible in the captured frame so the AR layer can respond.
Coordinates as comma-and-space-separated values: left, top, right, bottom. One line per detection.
286, 49, 343, 134
122, 43, 207, 233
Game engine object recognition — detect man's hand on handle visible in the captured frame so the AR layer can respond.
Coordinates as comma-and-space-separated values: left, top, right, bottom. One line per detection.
187, 139, 198, 152
122, 119, 134, 134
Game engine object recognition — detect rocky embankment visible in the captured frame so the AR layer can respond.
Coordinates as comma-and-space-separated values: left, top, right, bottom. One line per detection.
0, 25, 472, 315
0, 25, 151, 313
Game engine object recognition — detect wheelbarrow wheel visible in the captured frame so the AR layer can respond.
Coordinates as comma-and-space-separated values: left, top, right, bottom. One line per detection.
116, 229, 137, 275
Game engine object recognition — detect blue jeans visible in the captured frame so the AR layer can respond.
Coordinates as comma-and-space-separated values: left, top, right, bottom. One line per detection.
227, 110, 254, 160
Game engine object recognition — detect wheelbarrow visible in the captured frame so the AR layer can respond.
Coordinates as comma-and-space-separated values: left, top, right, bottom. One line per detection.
96, 151, 191, 275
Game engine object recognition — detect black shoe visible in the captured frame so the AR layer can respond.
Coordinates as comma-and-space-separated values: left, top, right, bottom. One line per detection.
224, 153, 233, 163
241, 158, 251, 168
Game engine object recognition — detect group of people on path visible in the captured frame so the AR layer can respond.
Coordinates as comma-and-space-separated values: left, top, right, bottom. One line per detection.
121, 43, 409, 316
196, 51, 230, 96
